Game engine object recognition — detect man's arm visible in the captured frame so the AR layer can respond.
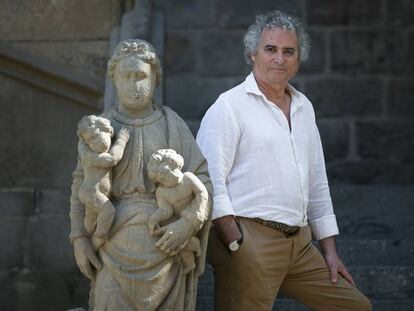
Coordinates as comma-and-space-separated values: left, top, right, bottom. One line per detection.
307, 122, 354, 286
196, 99, 242, 246
319, 236, 355, 287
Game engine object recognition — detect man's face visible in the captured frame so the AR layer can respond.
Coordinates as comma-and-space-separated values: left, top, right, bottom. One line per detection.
251, 27, 299, 86
114, 56, 155, 111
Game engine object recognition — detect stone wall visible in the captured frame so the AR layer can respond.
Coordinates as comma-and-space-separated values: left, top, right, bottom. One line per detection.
157, 0, 414, 184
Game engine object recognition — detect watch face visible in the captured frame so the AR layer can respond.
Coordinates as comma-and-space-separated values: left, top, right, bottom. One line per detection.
229, 241, 240, 251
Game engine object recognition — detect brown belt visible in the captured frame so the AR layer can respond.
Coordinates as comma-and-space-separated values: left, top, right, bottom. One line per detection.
244, 217, 300, 235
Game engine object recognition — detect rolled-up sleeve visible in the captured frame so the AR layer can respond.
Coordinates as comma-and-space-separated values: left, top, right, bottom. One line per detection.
196, 98, 239, 220
307, 123, 339, 240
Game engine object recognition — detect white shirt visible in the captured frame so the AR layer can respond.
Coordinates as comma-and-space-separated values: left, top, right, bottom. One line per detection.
196, 73, 339, 240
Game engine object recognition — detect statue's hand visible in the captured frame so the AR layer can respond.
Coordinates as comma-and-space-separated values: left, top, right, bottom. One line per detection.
154, 218, 195, 256
118, 127, 131, 141
73, 237, 102, 280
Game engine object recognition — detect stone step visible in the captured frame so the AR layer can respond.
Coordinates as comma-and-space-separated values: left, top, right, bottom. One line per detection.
197, 265, 414, 301
196, 297, 414, 311
330, 239, 414, 266
272, 299, 414, 311
330, 185, 414, 239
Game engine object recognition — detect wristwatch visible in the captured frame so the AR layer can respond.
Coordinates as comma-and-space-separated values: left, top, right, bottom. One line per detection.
228, 220, 244, 251
228, 236, 243, 251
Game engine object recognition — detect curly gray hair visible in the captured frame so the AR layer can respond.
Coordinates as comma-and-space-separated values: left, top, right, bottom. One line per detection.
244, 10, 311, 65
107, 39, 162, 86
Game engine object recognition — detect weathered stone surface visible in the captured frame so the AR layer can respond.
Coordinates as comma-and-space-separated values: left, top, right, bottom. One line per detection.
308, 0, 382, 25
0, 0, 112, 40
331, 31, 405, 74
165, 32, 196, 74
406, 31, 414, 74
8, 40, 109, 80
350, 266, 414, 299
26, 216, 75, 272
35, 189, 70, 216
335, 239, 414, 266
0, 189, 34, 217
198, 31, 249, 76
306, 79, 381, 117
388, 80, 414, 117
0, 219, 26, 268
154, 0, 214, 28
331, 185, 414, 239
386, 0, 414, 26
0, 74, 98, 189
317, 120, 349, 161
215, 0, 303, 27
327, 160, 414, 184
300, 30, 325, 73
356, 121, 414, 163
165, 75, 243, 119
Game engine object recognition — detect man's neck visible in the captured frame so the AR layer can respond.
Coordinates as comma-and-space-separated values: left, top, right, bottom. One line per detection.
253, 73, 289, 110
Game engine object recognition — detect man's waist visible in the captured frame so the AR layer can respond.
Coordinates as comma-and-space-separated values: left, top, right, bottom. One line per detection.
238, 216, 301, 235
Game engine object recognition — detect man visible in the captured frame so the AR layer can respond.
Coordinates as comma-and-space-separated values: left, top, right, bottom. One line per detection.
196, 11, 371, 311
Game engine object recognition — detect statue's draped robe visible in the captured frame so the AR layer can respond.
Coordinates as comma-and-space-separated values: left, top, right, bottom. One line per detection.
70, 106, 211, 311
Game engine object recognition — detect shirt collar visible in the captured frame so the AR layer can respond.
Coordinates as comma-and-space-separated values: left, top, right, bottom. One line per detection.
244, 72, 303, 111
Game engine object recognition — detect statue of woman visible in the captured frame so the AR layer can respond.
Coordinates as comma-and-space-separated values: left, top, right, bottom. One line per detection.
69, 39, 211, 311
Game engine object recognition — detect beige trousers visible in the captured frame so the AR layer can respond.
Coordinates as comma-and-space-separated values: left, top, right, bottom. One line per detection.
208, 218, 372, 311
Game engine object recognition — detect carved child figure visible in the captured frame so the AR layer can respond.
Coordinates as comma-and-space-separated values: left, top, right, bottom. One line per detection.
147, 149, 208, 274
77, 115, 130, 248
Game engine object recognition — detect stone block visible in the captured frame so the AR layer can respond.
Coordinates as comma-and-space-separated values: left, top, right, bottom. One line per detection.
0, 189, 34, 217
372, 300, 414, 311
335, 239, 414, 266
0, 74, 98, 189
331, 31, 405, 74
198, 31, 249, 76
327, 160, 414, 184
154, 0, 215, 28
215, 0, 303, 27
317, 120, 350, 162
0, 273, 18, 311
35, 189, 70, 216
404, 31, 414, 74
0, 0, 112, 40
8, 40, 109, 80
165, 75, 243, 119
330, 185, 414, 239
299, 30, 325, 73
306, 79, 381, 117
356, 121, 414, 164
386, 0, 414, 26
165, 32, 196, 74
350, 266, 414, 300
0, 219, 26, 269
388, 80, 414, 117
26, 215, 75, 272
184, 119, 201, 137
308, 0, 382, 25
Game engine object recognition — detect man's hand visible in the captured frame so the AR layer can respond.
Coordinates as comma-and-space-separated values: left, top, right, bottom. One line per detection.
73, 237, 102, 280
319, 236, 356, 287
213, 215, 242, 247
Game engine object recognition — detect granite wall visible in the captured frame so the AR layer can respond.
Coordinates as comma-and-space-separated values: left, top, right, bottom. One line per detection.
158, 0, 414, 184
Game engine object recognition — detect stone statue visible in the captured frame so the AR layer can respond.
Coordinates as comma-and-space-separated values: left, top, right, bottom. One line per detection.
69, 39, 212, 311
76, 115, 130, 249
147, 149, 208, 275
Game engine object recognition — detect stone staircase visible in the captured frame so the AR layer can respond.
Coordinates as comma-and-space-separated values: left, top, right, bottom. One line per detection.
196, 185, 414, 310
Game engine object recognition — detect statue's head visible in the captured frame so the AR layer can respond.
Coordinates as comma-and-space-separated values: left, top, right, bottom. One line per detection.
77, 115, 114, 153
107, 39, 162, 112
148, 149, 184, 187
